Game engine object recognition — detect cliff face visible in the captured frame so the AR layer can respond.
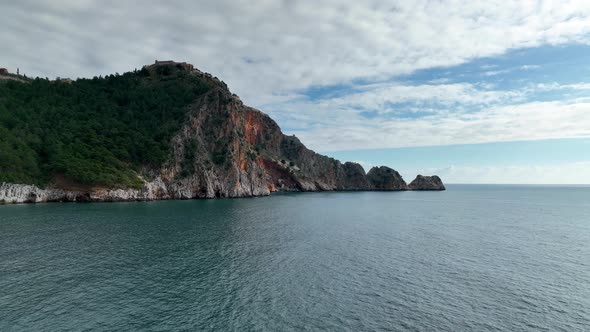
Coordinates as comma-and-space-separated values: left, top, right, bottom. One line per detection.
0, 63, 445, 203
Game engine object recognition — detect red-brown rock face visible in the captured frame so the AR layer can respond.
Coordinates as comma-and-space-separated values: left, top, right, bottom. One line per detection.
149, 68, 441, 199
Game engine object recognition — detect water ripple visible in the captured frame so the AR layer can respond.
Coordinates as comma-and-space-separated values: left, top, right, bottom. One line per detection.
1, 186, 589, 331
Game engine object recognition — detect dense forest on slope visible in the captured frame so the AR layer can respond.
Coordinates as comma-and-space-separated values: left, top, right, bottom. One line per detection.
0, 66, 212, 188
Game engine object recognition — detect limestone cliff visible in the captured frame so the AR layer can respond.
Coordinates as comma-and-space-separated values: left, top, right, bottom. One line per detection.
0, 62, 445, 203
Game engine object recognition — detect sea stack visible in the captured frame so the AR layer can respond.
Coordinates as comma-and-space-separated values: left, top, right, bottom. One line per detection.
408, 175, 446, 191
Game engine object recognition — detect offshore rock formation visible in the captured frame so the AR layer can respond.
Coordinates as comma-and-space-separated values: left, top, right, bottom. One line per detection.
0, 62, 445, 203
409, 175, 446, 191
367, 166, 409, 191
341, 162, 372, 190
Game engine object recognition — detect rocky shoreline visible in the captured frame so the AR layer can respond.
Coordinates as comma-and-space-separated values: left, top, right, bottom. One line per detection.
0, 174, 445, 204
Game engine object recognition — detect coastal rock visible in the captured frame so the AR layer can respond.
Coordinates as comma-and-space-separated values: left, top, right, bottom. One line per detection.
366, 166, 408, 190
341, 162, 371, 190
408, 175, 446, 191
0, 182, 81, 203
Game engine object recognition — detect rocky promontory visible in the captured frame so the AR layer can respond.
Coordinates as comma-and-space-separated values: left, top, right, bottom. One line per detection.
0, 61, 444, 204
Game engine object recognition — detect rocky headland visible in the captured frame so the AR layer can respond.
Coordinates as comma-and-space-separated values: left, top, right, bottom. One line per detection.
0, 61, 444, 204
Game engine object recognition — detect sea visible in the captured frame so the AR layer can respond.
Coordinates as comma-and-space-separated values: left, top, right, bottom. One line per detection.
1, 185, 589, 331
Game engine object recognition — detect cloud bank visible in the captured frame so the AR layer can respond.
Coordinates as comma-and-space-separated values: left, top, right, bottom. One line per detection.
2, 0, 590, 153
3, 1, 590, 99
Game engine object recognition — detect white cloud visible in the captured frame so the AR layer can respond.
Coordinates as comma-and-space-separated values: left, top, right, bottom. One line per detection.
520, 64, 541, 70
284, 99, 590, 152
482, 69, 511, 76
480, 64, 499, 70
260, 77, 590, 152
2, 1, 590, 105
318, 82, 525, 110
427, 78, 452, 84
480, 64, 540, 77
536, 82, 590, 91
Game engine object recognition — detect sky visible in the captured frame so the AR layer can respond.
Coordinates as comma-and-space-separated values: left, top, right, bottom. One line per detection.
2, 0, 590, 184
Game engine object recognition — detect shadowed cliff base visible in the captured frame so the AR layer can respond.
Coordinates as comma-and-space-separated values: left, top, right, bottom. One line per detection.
0, 61, 444, 203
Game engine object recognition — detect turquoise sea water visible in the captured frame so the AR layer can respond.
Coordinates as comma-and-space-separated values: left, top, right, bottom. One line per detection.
1, 185, 590, 331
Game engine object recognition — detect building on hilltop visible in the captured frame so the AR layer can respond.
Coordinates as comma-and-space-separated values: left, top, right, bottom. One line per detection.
150, 60, 194, 72
154, 60, 175, 66
0, 68, 8, 74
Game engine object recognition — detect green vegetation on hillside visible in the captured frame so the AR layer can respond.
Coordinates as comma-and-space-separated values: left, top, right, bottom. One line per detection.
0, 66, 211, 188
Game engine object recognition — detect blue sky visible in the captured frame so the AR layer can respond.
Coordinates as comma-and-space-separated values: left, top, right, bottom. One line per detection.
329, 138, 590, 184
274, 44, 590, 183
261, 43, 590, 184
2, 1, 590, 183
